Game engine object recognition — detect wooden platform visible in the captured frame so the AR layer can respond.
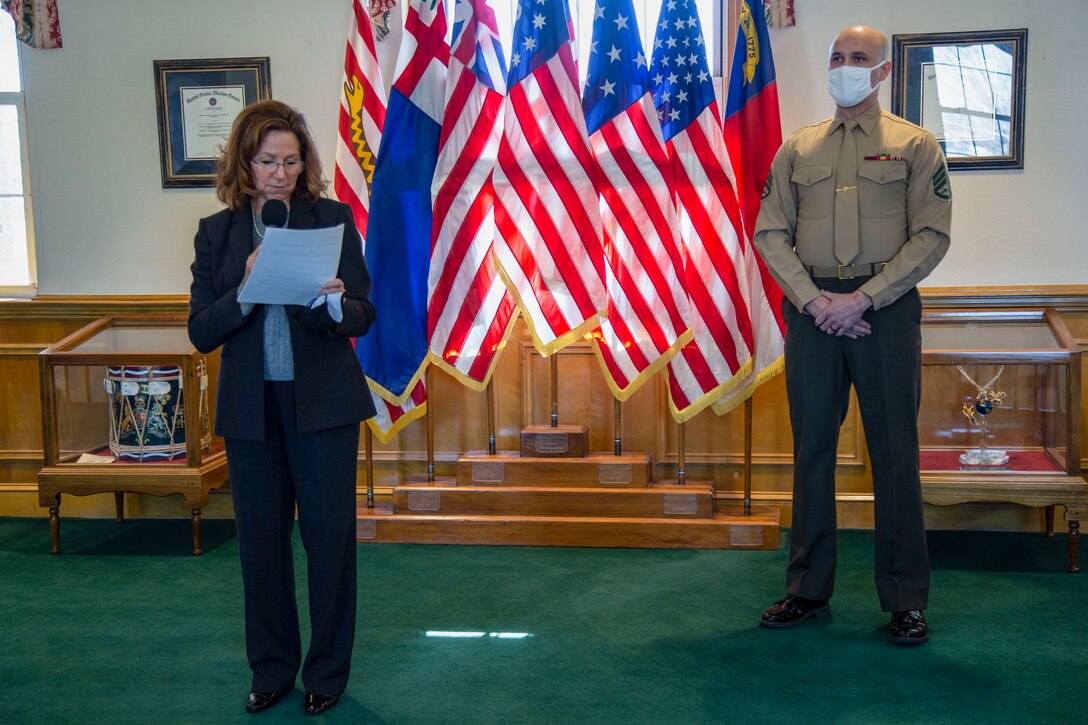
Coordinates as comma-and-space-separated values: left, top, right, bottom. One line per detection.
357, 502, 779, 549
456, 451, 653, 487
357, 452, 780, 550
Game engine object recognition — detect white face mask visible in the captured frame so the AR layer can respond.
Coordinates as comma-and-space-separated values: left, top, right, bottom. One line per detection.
827, 61, 886, 108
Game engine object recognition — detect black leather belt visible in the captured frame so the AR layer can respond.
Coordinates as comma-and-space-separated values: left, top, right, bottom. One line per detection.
805, 261, 888, 279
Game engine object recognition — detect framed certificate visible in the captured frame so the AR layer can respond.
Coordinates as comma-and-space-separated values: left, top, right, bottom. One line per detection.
891, 29, 1027, 171
153, 57, 272, 188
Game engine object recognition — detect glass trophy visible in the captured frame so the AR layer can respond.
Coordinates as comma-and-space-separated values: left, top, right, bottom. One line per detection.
958, 365, 1008, 466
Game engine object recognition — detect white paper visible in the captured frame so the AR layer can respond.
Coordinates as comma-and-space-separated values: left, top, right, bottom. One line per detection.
238, 224, 344, 306
76, 452, 116, 464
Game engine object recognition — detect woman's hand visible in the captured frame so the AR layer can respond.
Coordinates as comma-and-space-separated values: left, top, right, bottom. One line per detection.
242, 246, 261, 289
317, 278, 345, 296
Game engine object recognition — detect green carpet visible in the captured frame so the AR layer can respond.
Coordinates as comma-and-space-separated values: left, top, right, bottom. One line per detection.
1, 517, 1084, 723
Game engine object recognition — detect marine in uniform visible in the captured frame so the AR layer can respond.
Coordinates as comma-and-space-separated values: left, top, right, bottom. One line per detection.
754, 25, 952, 645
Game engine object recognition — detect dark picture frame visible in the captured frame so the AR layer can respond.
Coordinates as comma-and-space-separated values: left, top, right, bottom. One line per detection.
153, 57, 272, 188
891, 29, 1027, 171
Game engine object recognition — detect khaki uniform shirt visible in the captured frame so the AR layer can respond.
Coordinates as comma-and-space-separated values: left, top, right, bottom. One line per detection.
754, 103, 952, 311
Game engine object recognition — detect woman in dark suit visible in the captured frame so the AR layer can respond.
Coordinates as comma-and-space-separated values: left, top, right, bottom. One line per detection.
188, 100, 375, 716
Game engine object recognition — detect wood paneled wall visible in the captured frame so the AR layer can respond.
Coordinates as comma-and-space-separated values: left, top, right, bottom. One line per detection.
3, 289, 1087, 530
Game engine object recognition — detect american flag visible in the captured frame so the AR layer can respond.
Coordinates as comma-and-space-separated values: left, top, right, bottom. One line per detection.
334, 0, 385, 236
652, 0, 754, 422
580, 0, 692, 400
333, 0, 424, 443
428, 0, 519, 390
367, 379, 428, 443
492, 0, 607, 356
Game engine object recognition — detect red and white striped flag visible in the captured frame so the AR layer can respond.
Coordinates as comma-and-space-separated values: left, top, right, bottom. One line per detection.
653, 0, 754, 421
334, 0, 427, 443
428, 0, 518, 390
334, 0, 385, 236
492, 0, 607, 356
581, 0, 692, 401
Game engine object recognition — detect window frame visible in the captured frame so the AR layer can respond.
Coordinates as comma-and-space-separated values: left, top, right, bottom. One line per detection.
0, 30, 37, 298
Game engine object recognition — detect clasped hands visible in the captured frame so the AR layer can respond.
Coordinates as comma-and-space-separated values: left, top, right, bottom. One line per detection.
804, 290, 873, 338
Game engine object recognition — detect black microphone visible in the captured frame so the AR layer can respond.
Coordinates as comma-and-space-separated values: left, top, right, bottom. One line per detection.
261, 199, 289, 229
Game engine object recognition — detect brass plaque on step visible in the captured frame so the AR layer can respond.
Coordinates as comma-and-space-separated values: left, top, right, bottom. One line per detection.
663, 493, 697, 515
533, 433, 569, 454
472, 461, 505, 483
357, 520, 377, 539
729, 525, 764, 547
407, 490, 441, 511
598, 463, 632, 484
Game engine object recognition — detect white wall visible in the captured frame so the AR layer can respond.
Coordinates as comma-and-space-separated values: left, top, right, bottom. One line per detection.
767, 0, 1088, 288
20, 0, 401, 295
18, 0, 1088, 295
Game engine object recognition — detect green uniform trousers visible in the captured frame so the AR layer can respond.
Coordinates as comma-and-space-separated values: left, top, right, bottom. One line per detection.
782, 277, 930, 612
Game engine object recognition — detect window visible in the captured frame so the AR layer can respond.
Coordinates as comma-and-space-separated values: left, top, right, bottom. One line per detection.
924, 44, 1013, 159
0, 13, 35, 295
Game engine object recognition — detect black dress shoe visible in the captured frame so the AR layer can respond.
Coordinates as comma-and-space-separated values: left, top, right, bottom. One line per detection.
245, 690, 286, 713
305, 693, 340, 716
888, 610, 928, 645
759, 594, 831, 628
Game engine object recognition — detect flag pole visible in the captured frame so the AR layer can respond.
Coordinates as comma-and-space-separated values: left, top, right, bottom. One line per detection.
744, 398, 753, 514
426, 366, 435, 482
613, 399, 622, 456
365, 425, 374, 509
677, 421, 686, 485
486, 379, 497, 455
550, 354, 559, 427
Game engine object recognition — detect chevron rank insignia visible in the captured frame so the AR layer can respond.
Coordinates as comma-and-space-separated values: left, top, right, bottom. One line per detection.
931, 164, 951, 201
762, 174, 773, 200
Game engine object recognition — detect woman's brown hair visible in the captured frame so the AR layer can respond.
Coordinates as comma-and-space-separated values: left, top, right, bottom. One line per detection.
215, 100, 327, 210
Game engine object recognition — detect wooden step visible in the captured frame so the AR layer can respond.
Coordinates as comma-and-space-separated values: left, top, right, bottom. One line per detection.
355, 503, 780, 550
391, 482, 715, 518
456, 450, 653, 487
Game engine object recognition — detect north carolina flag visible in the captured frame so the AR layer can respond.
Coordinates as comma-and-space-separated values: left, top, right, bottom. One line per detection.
715, 0, 785, 414
356, 0, 449, 409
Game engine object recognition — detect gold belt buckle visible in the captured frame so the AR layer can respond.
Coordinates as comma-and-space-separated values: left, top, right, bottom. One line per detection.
837, 264, 856, 280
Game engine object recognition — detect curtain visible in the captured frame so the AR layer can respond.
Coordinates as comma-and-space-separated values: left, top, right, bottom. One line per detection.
2, 0, 63, 49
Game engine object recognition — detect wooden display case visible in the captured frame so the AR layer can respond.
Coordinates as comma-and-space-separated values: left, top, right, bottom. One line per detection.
37, 315, 227, 554
919, 309, 1084, 571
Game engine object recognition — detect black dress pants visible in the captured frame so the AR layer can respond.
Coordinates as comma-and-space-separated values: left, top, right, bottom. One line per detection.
225, 381, 360, 696
783, 279, 929, 612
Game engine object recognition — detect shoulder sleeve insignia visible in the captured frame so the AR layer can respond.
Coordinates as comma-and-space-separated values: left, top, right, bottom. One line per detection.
931, 164, 951, 201
762, 174, 773, 200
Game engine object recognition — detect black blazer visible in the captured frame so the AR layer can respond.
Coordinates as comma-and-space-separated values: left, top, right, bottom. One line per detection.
188, 197, 377, 441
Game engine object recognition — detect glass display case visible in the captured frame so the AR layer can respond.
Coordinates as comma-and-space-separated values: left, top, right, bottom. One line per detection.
38, 315, 226, 555
919, 309, 1084, 571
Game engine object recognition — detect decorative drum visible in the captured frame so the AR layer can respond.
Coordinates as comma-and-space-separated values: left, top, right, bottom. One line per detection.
104, 366, 191, 460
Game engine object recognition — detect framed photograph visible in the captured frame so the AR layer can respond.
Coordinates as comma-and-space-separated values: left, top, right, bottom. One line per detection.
891, 29, 1027, 171
153, 57, 272, 188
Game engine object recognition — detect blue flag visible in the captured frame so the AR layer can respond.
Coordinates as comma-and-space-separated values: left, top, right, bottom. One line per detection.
355, 0, 449, 403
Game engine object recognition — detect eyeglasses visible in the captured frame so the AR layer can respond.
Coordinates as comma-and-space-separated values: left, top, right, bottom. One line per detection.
251, 157, 304, 173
